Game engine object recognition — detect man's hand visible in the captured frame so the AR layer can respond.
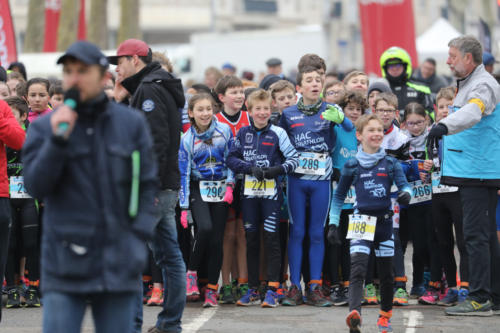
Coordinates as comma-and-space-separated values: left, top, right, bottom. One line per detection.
113, 79, 130, 103
321, 104, 345, 124
428, 123, 448, 146
50, 105, 78, 140
327, 225, 342, 246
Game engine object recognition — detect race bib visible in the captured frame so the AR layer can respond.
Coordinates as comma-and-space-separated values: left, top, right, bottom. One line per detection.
295, 152, 327, 175
431, 172, 458, 194
346, 214, 377, 241
199, 180, 225, 202
409, 180, 432, 204
9, 176, 31, 199
333, 181, 356, 204
244, 175, 276, 196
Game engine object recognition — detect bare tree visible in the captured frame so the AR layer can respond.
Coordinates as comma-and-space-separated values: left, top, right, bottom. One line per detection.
88, 0, 108, 49
57, 0, 80, 51
23, 0, 45, 52
118, 0, 141, 44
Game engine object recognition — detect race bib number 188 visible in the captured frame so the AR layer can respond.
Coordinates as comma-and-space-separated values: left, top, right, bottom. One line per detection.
346, 214, 377, 241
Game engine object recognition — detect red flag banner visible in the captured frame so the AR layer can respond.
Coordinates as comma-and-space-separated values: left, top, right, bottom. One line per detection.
43, 0, 61, 52
0, 0, 18, 66
358, 0, 418, 76
77, 0, 86, 40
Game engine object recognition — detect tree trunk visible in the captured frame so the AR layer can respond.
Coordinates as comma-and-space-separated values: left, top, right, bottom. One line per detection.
117, 0, 141, 45
88, 0, 108, 49
57, 0, 79, 51
23, 0, 45, 52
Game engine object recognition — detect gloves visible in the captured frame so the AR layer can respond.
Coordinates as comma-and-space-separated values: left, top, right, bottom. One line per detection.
427, 123, 448, 149
321, 104, 345, 124
223, 185, 233, 204
397, 191, 411, 206
264, 165, 283, 179
250, 166, 265, 181
332, 168, 341, 182
180, 210, 189, 229
327, 225, 342, 246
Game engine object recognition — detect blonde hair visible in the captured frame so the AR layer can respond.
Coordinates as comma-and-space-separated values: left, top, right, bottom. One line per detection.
436, 86, 455, 104
269, 80, 295, 99
343, 70, 368, 86
355, 114, 383, 133
246, 89, 271, 110
374, 92, 398, 110
152, 51, 174, 73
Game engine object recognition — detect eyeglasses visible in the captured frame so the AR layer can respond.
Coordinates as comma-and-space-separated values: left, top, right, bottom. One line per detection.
374, 109, 396, 114
406, 120, 425, 127
326, 90, 343, 96
387, 63, 404, 69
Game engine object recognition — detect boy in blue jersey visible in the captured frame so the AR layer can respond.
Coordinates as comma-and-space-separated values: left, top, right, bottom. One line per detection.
227, 90, 299, 307
279, 66, 353, 307
329, 114, 411, 333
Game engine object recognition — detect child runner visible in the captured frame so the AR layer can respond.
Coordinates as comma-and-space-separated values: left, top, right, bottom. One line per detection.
343, 70, 369, 95
422, 87, 469, 305
179, 93, 234, 307
269, 80, 296, 125
327, 91, 367, 306
26, 78, 52, 122
330, 113, 412, 333
48, 82, 64, 109
227, 89, 299, 307
323, 80, 346, 105
279, 66, 353, 306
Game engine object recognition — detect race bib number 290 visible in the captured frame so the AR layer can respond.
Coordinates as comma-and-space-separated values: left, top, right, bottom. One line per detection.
199, 180, 225, 202
295, 152, 327, 175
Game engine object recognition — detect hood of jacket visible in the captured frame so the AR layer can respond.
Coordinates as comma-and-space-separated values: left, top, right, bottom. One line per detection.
122, 61, 185, 108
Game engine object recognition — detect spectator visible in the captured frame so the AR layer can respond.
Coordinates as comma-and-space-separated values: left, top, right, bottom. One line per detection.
412, 58, 448, 97
482, 52, 498, 74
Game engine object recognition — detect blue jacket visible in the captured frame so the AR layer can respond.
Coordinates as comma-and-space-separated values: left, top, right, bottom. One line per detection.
278, 102, 354, 181
331, 124, 357, 209
22, 95, 158, 294
227, 120, 299, 199
178, 118, 234, 208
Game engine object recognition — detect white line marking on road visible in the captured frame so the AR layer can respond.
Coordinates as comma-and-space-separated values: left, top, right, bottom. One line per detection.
404, 310, 423, 333
183, 308, 217, 332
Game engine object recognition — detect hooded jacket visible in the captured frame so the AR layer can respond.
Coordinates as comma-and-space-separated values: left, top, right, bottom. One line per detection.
122, 61, 185, 191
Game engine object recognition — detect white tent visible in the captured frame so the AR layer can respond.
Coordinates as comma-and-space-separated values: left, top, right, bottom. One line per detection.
416, 18, 462, 71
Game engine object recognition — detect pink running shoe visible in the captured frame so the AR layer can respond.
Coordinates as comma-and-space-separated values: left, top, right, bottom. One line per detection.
418, 287, 440, 305
203, 288, 218, 307
186, 272, 200, 296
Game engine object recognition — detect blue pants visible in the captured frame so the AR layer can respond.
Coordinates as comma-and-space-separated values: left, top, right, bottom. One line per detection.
135, 190, 186, 333
43, 291, 137, 333
287, 176, 330, 287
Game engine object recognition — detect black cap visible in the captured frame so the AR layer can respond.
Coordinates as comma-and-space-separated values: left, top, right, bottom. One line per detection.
0, 66, 6, 82
57, 41, 109, 68
259, 74, 281, 90
266, 57, 282, 67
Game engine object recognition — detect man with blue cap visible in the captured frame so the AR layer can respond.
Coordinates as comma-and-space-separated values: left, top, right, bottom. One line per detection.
22, 40, 159, 333
483, 51, 498, 74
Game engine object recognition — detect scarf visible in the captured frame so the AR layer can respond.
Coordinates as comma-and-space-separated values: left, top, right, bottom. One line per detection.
297, 97, 323, 116
356, 147, 386, 168
192, 117, 217, 142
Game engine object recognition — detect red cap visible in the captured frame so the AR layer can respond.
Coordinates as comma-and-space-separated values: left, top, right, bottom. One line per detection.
108, 39, 149, 65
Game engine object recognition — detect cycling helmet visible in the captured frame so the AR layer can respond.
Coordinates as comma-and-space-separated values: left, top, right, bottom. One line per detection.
380, 46, 412, 79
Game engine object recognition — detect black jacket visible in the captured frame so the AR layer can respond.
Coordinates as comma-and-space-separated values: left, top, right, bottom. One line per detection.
122, 62, 185, 190
22, 94, 158, 293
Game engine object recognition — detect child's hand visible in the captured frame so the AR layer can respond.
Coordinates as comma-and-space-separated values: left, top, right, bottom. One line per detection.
321, 104, 345, 124
223, 185, 233, 205
423, 159, 433, 171
180, 210, 189, 229
419, 172, 429, 183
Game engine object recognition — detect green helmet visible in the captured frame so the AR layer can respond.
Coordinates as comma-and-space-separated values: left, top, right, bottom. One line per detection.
380, 46, 412, 79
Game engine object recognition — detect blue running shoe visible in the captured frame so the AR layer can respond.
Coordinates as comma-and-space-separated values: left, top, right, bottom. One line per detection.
410, 284, 426, 299
261, 289, 279, 308
236, 288, 260, 306
438, 288, 458, 306
458, 288, 469, 303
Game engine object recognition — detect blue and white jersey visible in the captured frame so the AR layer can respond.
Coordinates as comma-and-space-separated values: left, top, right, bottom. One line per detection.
227, 121, 299, 200
279, 102, 353, 181
178, 118, 234, 208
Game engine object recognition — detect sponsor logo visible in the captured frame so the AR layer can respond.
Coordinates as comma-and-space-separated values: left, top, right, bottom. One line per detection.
142, 99, 155, 112
360, 173, 372, 178
245, 133, 253, 143
291, 123, 304, 128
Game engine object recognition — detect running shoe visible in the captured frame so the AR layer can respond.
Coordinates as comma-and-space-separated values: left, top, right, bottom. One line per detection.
143, 284, 153, 304
409, 284, 426, 299
282, 284, 303, 306
445, 299, 493, 316
276, 285, 286, 303
418, 287, 440, 305
393, 288, 409, 306
346, 309, 362, 333
261, 289, 279, 308
438, 288, 459, 306
458, 288, 469, 303
203, 288, 218, 308
25, 287, 41, 308
219, 284, 235, 304
186, 272, 200, 296
377, 314, 393, 333
305, 285, 333, 307
147, 287, 163, 306
492, 303, 500, 316
6, 287, 22, 308
239, 284, 249, 301
236, 288, 260, 306
364, 283, 378, 305
331, 285, 348, 306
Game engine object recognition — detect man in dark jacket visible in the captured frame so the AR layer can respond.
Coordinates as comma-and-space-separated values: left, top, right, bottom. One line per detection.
22, 41, 158, 333
109, 39, 186, 333
412, 58, 449, 101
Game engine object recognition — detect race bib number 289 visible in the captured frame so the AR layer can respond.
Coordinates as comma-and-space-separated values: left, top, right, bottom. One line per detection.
295, 152, 327, 176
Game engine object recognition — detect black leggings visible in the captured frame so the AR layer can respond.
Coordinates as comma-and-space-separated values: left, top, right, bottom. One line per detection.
326, 209, 351, 285
5, 198, 39, 286
188, 182, 228, 286
0, 198, 12, 322
433, 192, 468, 287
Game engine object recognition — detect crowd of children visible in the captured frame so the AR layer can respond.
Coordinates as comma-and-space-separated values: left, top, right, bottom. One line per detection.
1, 50, 499, 333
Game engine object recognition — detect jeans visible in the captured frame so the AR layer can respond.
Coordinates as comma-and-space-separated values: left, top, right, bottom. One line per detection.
460, 186, 500, 304
146, 189, 186, 332
0, 198, 12, 323
43, 291, 137, 333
